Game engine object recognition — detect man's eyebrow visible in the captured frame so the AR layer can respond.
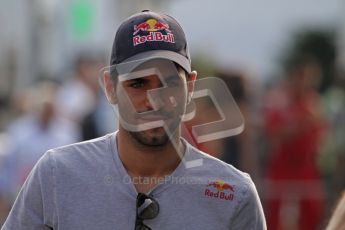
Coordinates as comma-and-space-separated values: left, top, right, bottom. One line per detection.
124, 76, 150, 82
123, 74, 180, 85
165, 75, 181, 82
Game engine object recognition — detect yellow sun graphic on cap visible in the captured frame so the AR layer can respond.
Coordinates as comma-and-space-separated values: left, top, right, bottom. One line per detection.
146, 19, 158, 31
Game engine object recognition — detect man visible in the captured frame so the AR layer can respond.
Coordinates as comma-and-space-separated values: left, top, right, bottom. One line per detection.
2, 10, 266, 230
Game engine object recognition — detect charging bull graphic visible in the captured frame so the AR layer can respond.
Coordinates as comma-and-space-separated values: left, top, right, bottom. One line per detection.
207, 180, 235, 192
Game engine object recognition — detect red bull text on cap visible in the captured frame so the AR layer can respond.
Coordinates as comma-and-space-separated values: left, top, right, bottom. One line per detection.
133, 18, 175, 46
110, 10, 191, 74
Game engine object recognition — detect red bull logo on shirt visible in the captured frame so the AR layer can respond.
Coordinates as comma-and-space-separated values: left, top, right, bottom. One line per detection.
204, 180, 235, 201
133, 18, 174, 46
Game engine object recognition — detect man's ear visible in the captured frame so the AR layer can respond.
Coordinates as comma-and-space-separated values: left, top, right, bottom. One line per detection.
187, 71, 197, 103
103, 71, 117, 104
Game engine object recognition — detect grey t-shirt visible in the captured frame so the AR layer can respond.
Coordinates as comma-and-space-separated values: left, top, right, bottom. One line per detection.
2, 133, 266, 230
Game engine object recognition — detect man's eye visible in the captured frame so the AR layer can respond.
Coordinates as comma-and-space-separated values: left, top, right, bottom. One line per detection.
129, 80, 145, 88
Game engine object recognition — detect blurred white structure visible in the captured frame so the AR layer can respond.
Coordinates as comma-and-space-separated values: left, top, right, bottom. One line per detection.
0, 0, 34, 92
0, 0, 342, 98
0, 0, 168, 93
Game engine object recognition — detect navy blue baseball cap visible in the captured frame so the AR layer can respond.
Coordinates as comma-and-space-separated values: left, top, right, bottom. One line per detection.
110, 10, 191, 73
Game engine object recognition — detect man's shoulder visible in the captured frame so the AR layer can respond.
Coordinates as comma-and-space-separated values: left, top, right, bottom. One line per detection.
56, 133, 112, 149
45, 133, 115, 167
186, 143, 254, 191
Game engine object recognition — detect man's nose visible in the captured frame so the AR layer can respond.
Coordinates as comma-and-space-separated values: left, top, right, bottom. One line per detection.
146, 87, 178, 110
142, 81, 164, 110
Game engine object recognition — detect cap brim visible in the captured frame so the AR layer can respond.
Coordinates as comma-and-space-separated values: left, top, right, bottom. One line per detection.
123, 50, 191, 73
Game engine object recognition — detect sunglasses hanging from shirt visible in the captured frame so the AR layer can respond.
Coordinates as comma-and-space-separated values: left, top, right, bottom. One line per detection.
135, 193, 160, 230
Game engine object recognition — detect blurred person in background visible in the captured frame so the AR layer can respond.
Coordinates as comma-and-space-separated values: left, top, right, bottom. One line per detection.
56, 54, 103, 123
0, 80, 80, 225
263, 57, 327, 230
56, 54, 118, 141
216, 70, 260, 181
79, 58, 119, 140
182, 69, 262, 187
182, 69, 259, 169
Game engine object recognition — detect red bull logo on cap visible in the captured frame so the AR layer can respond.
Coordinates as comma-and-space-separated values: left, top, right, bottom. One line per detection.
204, 180, 235, 201
133, 18, 174, 46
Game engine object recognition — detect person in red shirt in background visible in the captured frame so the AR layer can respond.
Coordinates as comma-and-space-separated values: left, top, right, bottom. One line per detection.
264, 57, 327, 230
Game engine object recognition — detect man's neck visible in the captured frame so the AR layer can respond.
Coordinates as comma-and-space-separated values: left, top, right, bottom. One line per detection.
116, 127, 185, 178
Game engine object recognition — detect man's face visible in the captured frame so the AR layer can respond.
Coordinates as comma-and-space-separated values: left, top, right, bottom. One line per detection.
115, 59, 190, 146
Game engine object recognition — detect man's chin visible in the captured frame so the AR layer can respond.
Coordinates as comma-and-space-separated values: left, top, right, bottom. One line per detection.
129, 128, 170, 146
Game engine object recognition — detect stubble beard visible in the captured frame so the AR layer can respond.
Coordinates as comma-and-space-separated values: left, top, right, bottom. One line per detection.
129, 128, 169, 146
128, 118, 181, 147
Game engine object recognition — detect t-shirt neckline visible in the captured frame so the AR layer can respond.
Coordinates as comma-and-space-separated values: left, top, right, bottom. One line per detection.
109, 131, 191, 196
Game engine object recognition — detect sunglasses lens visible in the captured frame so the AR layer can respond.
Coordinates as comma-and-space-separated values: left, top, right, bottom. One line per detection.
137, 193, 160, 219
138, 202, 159, 219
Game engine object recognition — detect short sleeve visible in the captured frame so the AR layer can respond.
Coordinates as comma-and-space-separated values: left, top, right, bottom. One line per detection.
230, 178, 267, 230
1, 151, 55, 230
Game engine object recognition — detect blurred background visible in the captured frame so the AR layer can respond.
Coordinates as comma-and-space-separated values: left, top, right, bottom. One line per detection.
0, 0, 345, 229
